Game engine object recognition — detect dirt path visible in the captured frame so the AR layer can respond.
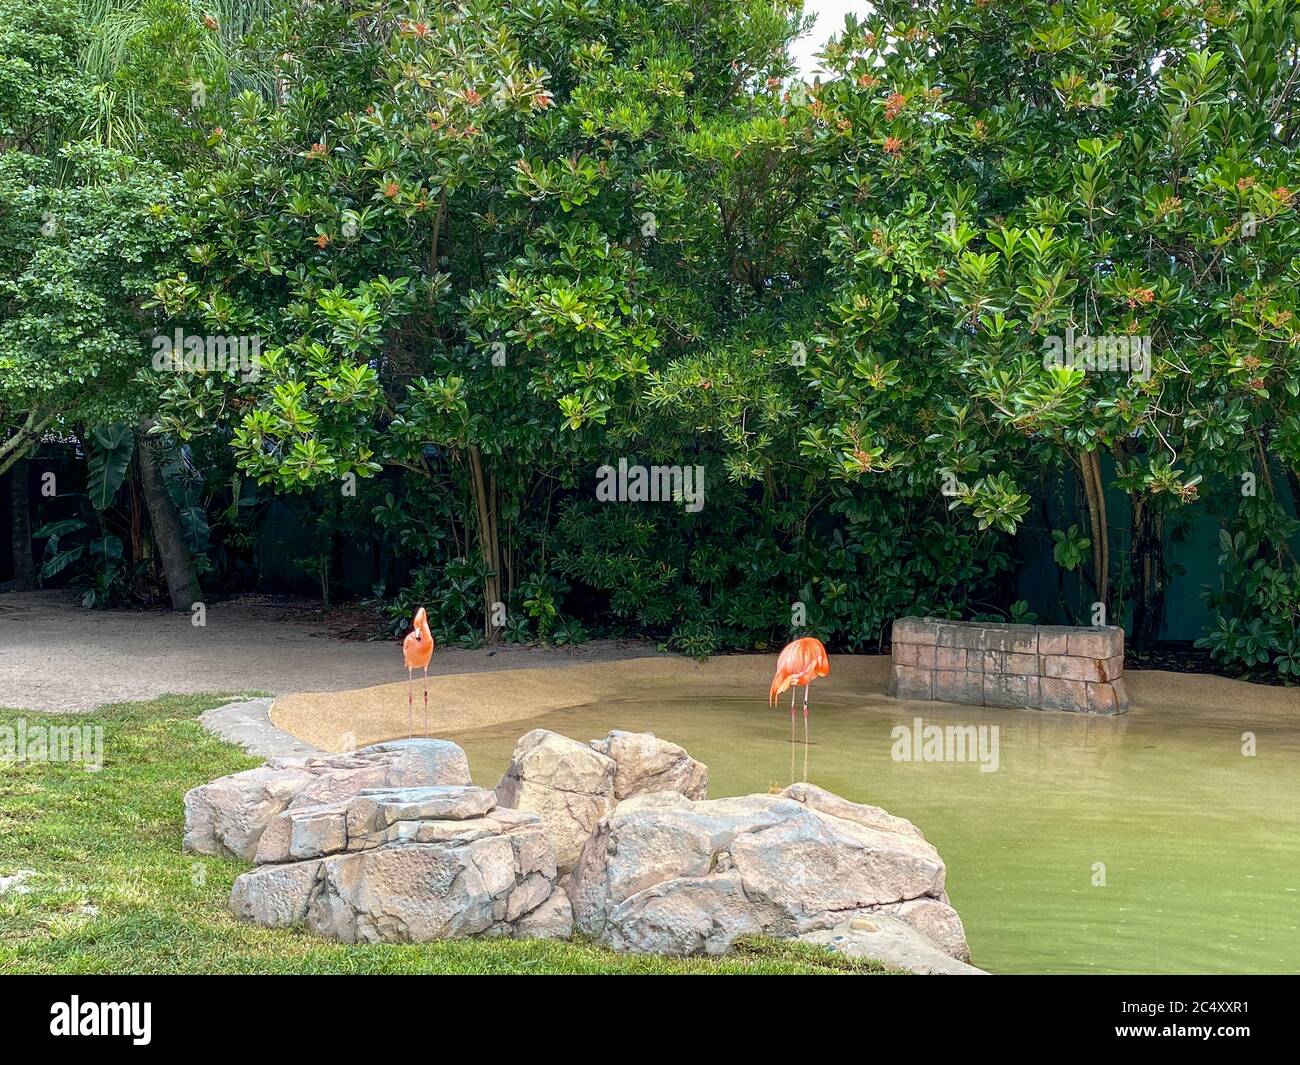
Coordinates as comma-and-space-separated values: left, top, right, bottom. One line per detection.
0, 591, 662, 712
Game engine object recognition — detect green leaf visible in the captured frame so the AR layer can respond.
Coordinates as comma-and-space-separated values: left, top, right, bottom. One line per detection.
175, 505, 211, 554
87, 424, 136, 511
40, 544, 85, 580
33, 519, 86, 540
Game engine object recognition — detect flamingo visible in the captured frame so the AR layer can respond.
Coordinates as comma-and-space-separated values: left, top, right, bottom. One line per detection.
402, 607, 435, 737
769, 636, 830, 782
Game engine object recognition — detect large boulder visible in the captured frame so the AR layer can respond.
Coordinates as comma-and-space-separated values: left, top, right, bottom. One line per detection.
205, 727, 975, 971
230, 785, 572, 943
494, 730, 618, 873
494, 728, 709, 873
591, 730, 708, 801
567, 782, 974, 972
184, 739, 471, 861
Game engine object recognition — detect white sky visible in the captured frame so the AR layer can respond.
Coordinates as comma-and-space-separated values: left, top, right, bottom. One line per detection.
789, 1, 874, 77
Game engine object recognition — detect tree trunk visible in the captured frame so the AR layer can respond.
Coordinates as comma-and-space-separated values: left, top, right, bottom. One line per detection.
1078, 448, 1110, 611
467, 446, 501, 641
10, 456, 35, 591
127, 470, 148, 600
1129, 495, 1165, 651
1092, 451, 1110, 609
137, 420, 202, 610
0, 409, 52, 479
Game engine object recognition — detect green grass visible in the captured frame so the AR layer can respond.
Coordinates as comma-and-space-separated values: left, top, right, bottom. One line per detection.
0, 695, 893, 974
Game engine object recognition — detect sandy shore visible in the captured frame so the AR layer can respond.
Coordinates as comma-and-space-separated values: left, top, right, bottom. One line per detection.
271, 655, 894, 748
270, 653, 1299, 751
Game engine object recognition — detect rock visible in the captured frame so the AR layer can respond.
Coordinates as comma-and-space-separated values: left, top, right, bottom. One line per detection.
254, 800, 348, 863
494, 729, 617, 873
568, 784, 971, 968
217, 729, 970, 969
253, 785, 517, 864
184, 763, 306, 862
800, 915, 986, 975
588, 871, 774, 955
515, 887, 575, 939
0, 869, 34, 895
184, 738, 472, 861
873, 896, 972, 962
230, 785, 571, 943
345, 785, 498, 836
230, 859, 323, 928
591, 730, 708, 800
306, 832, 549, 943
495, 728, 712, 873
783, 781, 923, 839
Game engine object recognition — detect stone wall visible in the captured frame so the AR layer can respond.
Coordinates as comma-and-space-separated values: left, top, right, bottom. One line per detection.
889, 617, 1129, 715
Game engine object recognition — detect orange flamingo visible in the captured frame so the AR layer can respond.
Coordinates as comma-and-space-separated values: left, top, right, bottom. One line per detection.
769, 637, 829, 781
402, 607, 435, 737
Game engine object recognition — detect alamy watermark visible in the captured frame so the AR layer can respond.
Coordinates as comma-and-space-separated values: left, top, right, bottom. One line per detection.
1042, 328, 1151, 381
151, 328, 262, 382
890, 717, 1000, 773
595, 458, 706, 513
50, 997, 151, 1045
1, 720, 103, 772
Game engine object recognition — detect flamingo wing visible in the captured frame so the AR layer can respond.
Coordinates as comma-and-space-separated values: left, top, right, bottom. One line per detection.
403, 608, 435, 669
769, 638, 829, 705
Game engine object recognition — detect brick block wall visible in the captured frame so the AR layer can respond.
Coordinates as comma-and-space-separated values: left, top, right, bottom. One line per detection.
888, 618, 1129, 715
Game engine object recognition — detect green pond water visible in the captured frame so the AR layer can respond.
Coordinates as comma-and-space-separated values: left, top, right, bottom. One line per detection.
454, 688, 1300, 974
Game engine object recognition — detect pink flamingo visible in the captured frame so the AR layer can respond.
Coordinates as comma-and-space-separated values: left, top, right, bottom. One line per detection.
402, 607, 435, 737
769, 637, 830, 781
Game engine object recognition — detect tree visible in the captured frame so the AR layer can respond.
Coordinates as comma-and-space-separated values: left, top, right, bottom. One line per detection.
9, 456, 36, 590
1, 0, 200, 605
0, 3, 189, 477
152, 0, 814, 639
799, 0, 1300, 651
78, 0, 275, 153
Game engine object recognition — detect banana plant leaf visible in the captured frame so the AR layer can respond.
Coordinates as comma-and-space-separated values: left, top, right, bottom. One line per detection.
87, 423, 136, 510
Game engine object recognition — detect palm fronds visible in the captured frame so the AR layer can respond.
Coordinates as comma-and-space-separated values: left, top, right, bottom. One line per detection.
77, 0, 278, 148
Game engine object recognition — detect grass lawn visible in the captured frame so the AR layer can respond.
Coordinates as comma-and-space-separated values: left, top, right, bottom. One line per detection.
0, 694, 893, 975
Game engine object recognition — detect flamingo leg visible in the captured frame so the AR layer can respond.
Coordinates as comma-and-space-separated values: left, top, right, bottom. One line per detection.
789, 687, 798, 784
803, 686, 810, 782
407, 668, 413, 739
423, 664, 429, 738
